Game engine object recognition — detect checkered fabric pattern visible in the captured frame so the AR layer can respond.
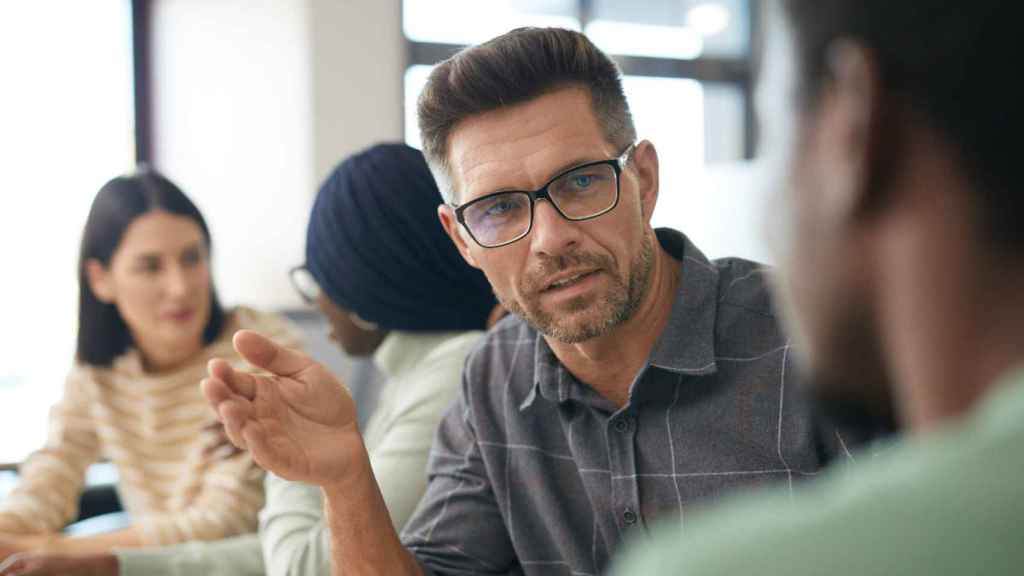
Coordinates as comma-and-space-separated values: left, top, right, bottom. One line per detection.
402, 228, 851, 576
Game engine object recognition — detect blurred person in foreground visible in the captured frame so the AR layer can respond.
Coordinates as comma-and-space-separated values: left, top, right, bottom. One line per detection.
613, 0, 1024, 574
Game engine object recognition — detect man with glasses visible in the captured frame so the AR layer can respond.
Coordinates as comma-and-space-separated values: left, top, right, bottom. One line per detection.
202, 27, 857, 575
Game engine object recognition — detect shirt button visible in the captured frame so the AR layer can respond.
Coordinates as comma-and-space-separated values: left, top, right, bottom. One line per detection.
623, 508, 638, 525
614, 418, 633, 433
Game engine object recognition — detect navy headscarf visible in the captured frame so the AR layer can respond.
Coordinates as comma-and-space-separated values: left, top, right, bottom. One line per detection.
305, 143, 496, 332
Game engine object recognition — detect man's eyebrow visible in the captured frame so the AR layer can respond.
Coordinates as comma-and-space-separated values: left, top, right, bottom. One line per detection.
481, 156, 604, 196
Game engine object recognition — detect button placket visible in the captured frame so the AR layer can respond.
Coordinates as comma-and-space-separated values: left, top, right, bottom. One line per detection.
607, 411, 641, 533
623, 508, 638, 525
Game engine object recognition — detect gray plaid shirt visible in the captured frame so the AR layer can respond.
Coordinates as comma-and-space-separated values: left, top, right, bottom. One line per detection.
402, 229, 849, 576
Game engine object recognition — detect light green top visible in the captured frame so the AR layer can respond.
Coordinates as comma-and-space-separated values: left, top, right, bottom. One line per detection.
117, 330, 482, 576
611, 368, 1024, 576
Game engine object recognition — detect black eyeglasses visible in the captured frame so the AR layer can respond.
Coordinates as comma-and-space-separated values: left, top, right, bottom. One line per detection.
452, 143, 635, 248
289, 265, 321, 306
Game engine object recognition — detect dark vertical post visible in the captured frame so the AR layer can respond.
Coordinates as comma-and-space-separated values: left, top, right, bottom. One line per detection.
132, 0, 153, 165
743, 0, 762, 159
578, 0, 594, 29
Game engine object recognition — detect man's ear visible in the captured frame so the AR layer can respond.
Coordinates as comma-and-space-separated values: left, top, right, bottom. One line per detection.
438, 204, 480, 269
817, 40, 886, 224
85, 259, 114, 303
630, 140, 660, 222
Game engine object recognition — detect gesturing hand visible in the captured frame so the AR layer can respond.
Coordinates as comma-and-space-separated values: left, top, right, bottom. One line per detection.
202, 330, 361, 486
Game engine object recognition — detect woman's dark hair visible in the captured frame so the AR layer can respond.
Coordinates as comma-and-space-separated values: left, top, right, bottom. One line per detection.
76, 168, 225, 366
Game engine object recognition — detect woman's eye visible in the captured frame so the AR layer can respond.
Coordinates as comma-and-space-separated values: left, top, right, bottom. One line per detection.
182, 249, 202, 266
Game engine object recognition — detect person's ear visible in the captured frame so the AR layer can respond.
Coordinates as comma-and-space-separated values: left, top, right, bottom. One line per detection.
438, 204, 480, 269
85, 259, 115, 303
816, 40, 886, 225
629, 140, 660, 222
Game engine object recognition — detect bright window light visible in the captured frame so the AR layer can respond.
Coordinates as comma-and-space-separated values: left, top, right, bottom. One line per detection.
585, 20, 703, 59
0, 0, 135, 465
404, 65, 434, 149
687, 2, 732, 37
403, 0, 579, 46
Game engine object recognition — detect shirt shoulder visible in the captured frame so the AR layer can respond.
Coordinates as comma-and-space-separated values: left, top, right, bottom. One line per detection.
707, 258, 786, 358
710, 257, 776, 317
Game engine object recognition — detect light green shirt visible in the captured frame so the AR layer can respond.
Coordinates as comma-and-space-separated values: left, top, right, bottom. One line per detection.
612, 368, 1024, 575
118, 330, 481, 576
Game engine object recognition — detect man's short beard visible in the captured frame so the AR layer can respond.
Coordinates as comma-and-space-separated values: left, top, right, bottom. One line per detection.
499, 232, 656, 344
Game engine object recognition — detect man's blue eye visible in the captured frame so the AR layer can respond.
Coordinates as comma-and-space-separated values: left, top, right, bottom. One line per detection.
571, 175, 593, 188
485, 200, 516, 217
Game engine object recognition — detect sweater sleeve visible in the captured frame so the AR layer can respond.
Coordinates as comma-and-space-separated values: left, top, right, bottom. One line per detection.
116, 534, 266, 576
0, 368, 99, 534
136, 447, 266, 545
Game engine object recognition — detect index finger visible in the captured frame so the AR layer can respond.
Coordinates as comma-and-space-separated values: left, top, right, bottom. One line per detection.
207, 359, 258, 399
232, 330, 315, 378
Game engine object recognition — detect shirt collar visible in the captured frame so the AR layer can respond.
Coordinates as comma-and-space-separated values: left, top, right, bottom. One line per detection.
647, 228, 720, 376
520, 228, 720, 411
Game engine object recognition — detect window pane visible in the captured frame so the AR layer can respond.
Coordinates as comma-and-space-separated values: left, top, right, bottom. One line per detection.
620, 75, 705, 232
621, 75, 758, 260
403, 0, 579, 46
703, 82, 745, 163
0, 0, 135, 465
404, 64, 434, 149
405, 69, 746, 178
587, 0, 749, 59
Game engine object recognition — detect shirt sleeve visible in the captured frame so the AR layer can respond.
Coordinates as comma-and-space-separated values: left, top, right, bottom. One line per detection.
258, 474, 331, 576
0, 368, 99, 533
136, 450, 266, 545
400, 374, 518, 576
116, 533, 265, 576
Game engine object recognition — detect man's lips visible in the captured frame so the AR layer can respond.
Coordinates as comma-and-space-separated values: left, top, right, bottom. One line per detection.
540, 269, 600, 293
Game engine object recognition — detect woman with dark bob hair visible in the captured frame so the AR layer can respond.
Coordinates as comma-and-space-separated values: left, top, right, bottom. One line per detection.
0, 169, 300, 564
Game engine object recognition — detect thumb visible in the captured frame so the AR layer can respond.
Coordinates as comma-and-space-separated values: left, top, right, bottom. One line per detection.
232, 330, 314, 378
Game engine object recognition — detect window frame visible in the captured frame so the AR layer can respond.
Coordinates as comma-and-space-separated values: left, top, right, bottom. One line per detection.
402, 0, 760, 159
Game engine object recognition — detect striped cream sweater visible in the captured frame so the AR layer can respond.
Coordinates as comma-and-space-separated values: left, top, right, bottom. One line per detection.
0, 307, 301, 545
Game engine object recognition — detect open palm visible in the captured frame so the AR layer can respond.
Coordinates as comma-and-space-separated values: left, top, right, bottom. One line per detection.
203, 330, 360, 485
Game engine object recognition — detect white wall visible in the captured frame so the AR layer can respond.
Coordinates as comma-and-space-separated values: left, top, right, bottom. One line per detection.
309, 0, 405, 185
152, 0, 404, 310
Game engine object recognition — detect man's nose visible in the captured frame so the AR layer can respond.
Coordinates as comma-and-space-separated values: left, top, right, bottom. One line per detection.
528, 199, 581, 257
